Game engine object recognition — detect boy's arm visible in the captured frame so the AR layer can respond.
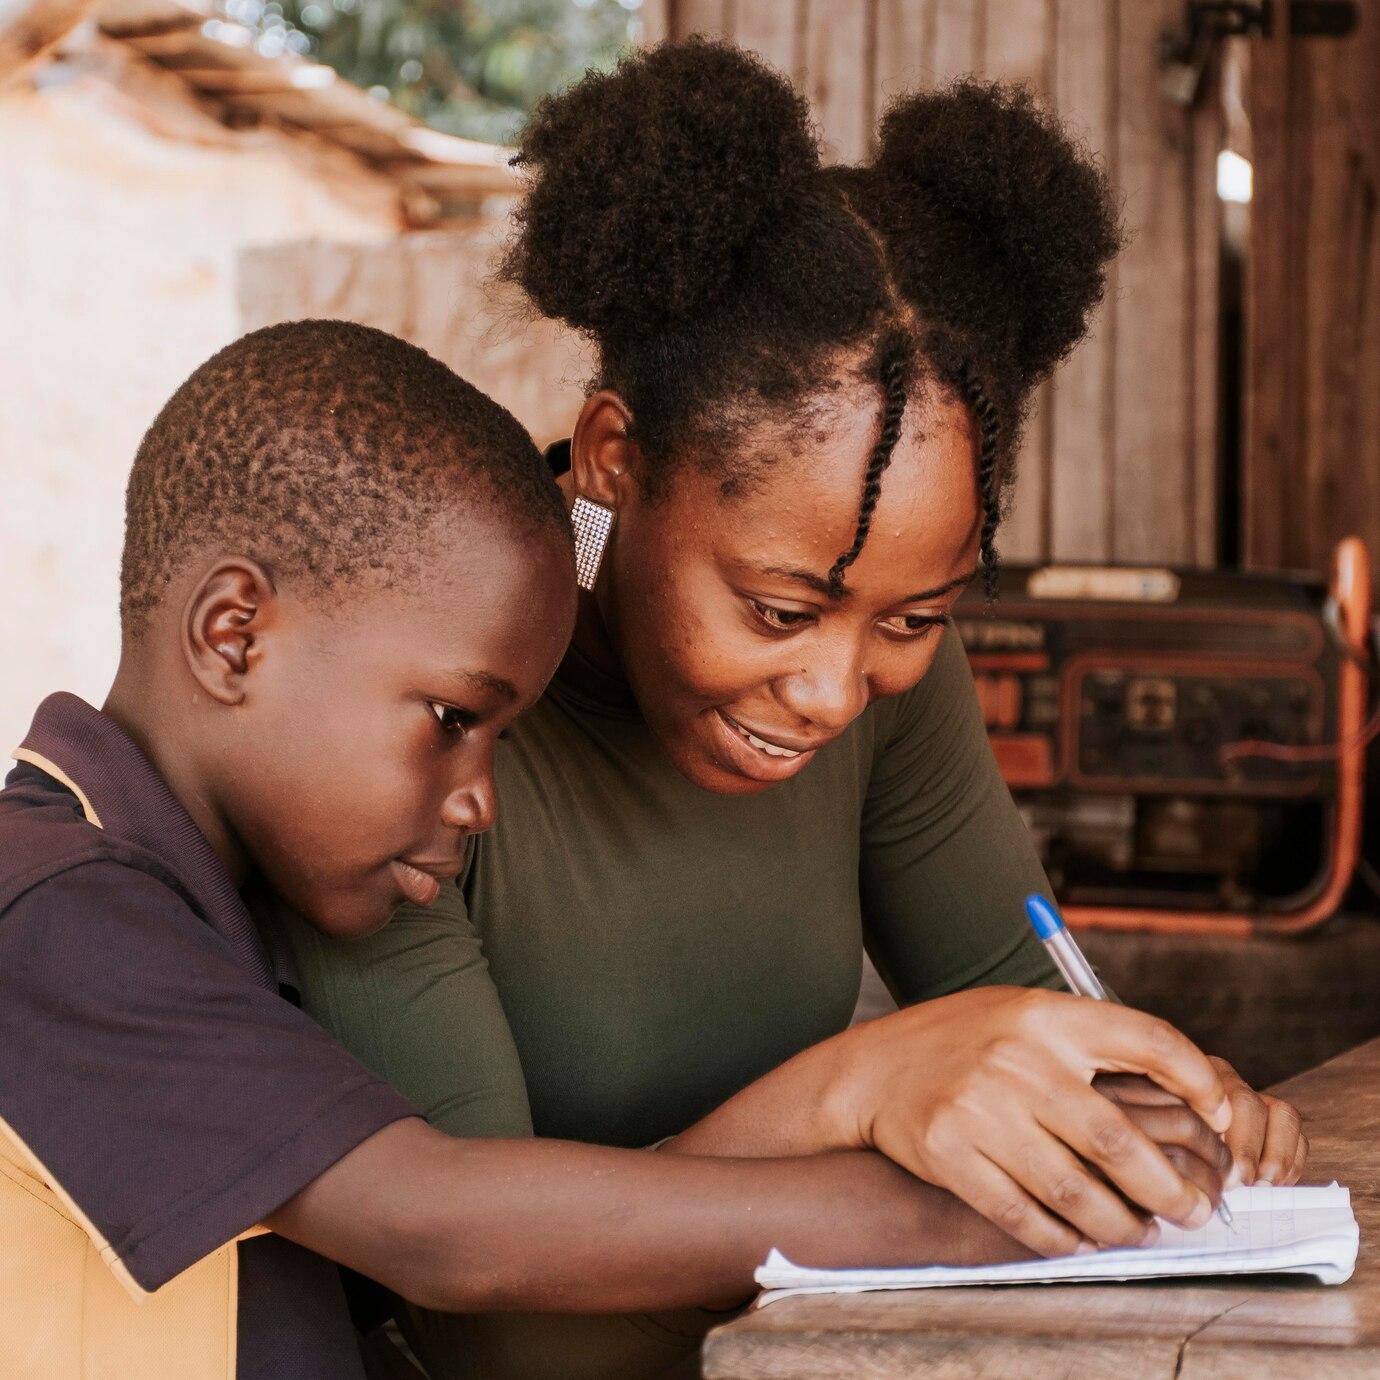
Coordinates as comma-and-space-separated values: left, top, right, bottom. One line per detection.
1, 853, 1019, 1321
267, 1116, 1022, 1313
272, 877, 1027, 1318
278, 864, 1213, 1265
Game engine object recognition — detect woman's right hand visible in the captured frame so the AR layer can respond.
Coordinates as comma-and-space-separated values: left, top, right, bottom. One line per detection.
816, 986, 1231, 1258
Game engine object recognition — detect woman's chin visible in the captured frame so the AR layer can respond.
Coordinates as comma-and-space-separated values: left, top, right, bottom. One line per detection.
659, 729, 807, 797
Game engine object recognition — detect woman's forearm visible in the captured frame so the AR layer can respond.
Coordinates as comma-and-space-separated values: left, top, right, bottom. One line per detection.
662, 1030, 854, 1159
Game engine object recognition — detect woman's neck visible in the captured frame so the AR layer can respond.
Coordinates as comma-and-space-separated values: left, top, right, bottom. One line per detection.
570, 586, 624, 678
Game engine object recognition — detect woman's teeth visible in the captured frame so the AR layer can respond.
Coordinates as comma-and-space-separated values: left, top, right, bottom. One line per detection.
735, 721, 801, 758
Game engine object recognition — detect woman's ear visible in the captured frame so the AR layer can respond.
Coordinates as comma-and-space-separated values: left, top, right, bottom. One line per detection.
180, 559, 277, 705
569, 390, 642, 510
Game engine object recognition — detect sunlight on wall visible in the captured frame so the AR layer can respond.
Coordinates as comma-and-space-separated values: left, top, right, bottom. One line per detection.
1, 56, 399, 748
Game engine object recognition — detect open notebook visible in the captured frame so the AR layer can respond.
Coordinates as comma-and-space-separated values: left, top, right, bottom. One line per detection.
756, 1184, 1359, 1307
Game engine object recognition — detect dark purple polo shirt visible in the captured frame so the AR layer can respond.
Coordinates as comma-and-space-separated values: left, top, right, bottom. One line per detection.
0, 693, 416, 1378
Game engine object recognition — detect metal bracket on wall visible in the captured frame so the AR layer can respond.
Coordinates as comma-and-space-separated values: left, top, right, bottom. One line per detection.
1160, 0, 1359, 106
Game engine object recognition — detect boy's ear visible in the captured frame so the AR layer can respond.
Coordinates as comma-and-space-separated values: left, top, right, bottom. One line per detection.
569, 390, 642, 510
181, 559, 277, 706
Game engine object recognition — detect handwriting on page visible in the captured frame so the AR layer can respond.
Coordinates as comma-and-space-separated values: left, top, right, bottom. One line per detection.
754, 1184, 1360, 1306
1151, 1184, 1324, 1258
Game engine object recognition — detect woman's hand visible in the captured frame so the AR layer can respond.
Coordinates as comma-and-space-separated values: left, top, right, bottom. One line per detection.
665, 985, 1238, 1260
814, 986, 1232, 1258
1096, 1057, 1307, 1189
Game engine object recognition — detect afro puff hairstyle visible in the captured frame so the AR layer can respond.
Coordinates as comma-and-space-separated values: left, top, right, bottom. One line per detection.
502, 39, 1122, 592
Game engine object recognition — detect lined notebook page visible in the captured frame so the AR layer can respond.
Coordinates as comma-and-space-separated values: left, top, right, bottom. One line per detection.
756, 1184, 1359, 1306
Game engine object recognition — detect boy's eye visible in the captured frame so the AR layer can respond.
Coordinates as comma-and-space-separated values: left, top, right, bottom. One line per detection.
429, 702, 476, 734
750, 599, 814, 632
879, 613, 948, 640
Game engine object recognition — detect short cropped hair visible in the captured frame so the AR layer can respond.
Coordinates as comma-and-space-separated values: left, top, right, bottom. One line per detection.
120, 319, 569, 635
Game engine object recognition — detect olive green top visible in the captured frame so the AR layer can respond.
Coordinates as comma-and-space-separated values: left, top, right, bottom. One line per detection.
284, 627, 1059, 1152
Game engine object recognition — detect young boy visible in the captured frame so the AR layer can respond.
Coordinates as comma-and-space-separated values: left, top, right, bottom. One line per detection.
0, 320, 1054, 1379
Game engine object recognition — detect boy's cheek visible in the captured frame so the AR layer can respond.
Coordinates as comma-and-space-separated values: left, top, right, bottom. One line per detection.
231, 704, 433, 926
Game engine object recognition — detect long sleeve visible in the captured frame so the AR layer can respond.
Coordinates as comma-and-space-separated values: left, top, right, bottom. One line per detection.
277, 875, 534, 1140
859, 628, 1062, 1005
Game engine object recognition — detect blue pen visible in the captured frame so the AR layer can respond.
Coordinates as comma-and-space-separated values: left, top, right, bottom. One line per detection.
1024, 893, 1234, 1230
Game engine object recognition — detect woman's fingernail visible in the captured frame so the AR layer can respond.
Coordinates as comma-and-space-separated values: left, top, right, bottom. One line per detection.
1224, 1160, 1243, 1191
1187, 1193, 1213, 1229
1210, 1098, 1232, 1132
1141, 1221, 1161, 1247
1075, 1241, 1098, 1256
1240, 1159, 1258, 1187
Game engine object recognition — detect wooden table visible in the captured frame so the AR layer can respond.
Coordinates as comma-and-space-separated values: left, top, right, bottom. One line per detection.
702, 1036, 1380, 1378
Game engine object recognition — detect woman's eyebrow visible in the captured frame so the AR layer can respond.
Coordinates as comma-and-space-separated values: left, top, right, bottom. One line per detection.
898, 569, 980, 603
752, 563, 979, 604
753, 564, 834, 596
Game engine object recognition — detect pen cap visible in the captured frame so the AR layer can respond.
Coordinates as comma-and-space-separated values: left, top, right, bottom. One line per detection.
1025, 893, 1065, 940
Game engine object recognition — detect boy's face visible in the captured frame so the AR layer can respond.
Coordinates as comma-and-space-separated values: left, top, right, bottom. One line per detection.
218, 511, 575, 939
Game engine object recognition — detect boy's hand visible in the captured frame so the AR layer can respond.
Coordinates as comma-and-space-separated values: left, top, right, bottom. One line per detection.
1095, 1058, 1307, 1189
1106, 1098, 1230, 1234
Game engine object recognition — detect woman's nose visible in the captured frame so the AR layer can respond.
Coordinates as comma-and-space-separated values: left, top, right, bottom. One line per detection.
774, 648, 870, 733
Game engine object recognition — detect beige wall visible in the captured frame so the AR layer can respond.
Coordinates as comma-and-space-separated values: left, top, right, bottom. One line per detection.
0, 51, 401, 750
237, 229, 592, 452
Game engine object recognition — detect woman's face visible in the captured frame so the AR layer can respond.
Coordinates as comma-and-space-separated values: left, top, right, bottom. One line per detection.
579, 382, 983, 795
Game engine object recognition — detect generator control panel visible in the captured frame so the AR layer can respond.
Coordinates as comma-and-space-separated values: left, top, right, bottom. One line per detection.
951, 557, 1366, 928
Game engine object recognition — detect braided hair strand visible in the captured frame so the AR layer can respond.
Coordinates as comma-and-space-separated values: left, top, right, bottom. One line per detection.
827, 341, 910, 594
958, 360, 1003, 599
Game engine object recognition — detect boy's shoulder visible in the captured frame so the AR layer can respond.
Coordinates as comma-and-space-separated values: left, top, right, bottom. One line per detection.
0, 750, 413, 1309
0, 759, 194, 920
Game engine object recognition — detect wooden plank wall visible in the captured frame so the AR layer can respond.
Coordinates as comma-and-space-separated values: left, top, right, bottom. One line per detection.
1245, 3, 1380, 581
656, 0, 1222, 567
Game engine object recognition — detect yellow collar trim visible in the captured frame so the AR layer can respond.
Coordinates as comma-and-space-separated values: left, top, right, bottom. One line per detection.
12, 747, 104, 830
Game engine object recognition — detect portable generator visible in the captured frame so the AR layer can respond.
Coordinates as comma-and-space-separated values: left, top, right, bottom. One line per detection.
954, 538, 1372, 936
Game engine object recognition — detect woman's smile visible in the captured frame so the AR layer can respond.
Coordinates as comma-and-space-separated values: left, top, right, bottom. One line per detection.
708, 707, 822, 782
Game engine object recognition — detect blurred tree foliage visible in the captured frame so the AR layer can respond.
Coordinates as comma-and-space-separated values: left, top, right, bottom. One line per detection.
220, 0, 640, 144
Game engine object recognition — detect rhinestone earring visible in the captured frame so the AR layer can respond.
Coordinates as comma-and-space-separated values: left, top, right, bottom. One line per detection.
570, 495, 615, 591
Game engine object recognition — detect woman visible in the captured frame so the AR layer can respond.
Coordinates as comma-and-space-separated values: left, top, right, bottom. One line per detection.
285, 40, 1305, 1377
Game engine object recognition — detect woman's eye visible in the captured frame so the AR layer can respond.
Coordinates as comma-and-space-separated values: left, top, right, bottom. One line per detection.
750, 600, 813, 631
880, 614, 947, 639
429, 702, 475, 734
